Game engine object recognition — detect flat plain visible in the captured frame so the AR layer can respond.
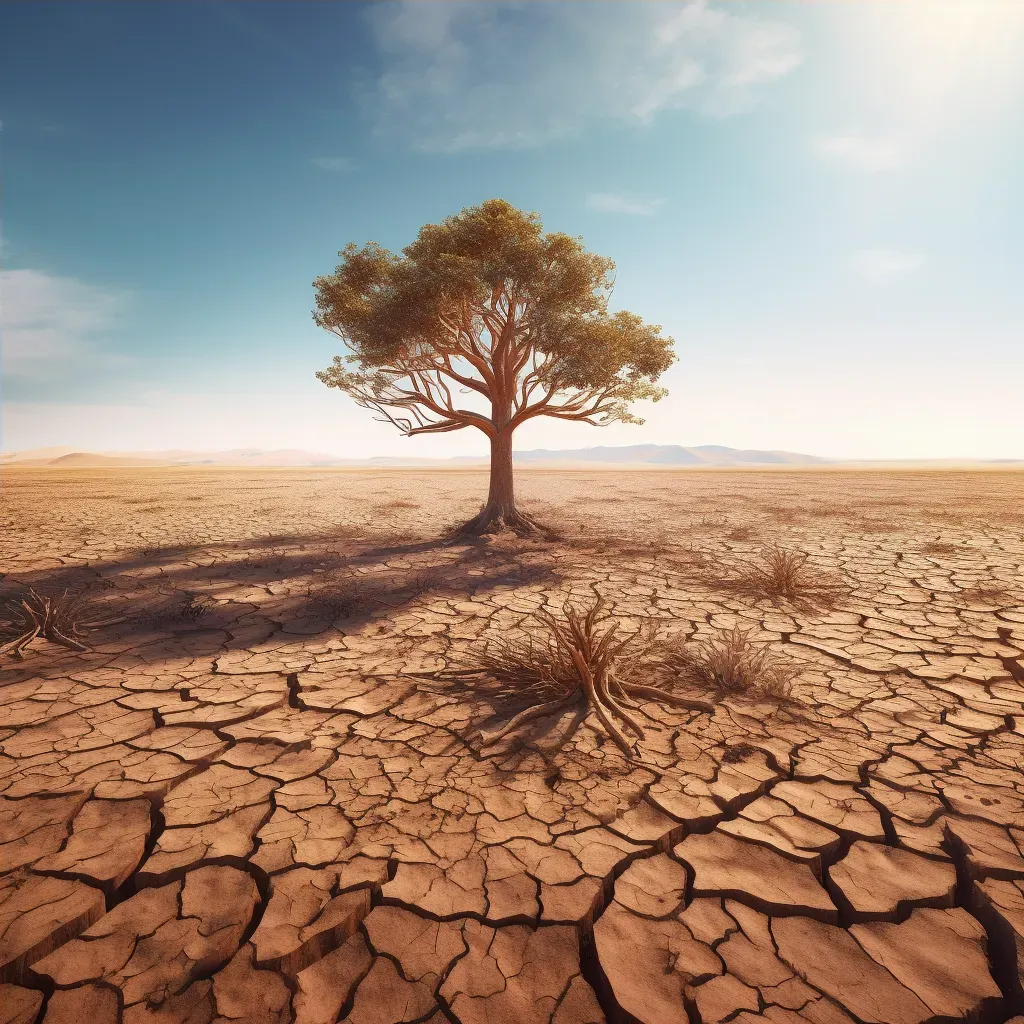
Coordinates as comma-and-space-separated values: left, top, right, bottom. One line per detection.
1, 466, 1022, 1024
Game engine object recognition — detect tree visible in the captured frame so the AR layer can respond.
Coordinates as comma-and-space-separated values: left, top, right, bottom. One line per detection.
313, 199, 675, 535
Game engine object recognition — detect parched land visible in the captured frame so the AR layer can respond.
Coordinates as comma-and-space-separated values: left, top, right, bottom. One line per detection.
1, 467, 1022, 1024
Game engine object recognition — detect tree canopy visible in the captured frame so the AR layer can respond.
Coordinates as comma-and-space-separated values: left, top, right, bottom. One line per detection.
313, 199, 676, 441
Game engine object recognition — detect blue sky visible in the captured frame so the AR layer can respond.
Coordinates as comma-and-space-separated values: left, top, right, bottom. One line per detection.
2, 0, 1022, 459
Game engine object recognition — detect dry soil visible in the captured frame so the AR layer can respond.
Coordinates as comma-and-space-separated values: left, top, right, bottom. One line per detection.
0, 467, 1022, 1024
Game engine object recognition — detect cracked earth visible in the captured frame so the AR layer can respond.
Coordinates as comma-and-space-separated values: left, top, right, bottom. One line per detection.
1, 467, 1022, 1024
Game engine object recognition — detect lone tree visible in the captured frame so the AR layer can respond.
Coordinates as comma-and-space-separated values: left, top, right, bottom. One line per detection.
313, 199, 675, 534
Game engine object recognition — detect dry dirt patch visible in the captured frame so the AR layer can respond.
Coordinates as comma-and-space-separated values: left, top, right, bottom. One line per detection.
0, 466, 1022, 1022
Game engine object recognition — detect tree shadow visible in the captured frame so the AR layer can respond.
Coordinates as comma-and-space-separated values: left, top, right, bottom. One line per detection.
0, 526, 563, 671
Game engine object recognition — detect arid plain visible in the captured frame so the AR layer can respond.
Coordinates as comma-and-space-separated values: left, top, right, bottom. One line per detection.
1, 467, 1022, 1024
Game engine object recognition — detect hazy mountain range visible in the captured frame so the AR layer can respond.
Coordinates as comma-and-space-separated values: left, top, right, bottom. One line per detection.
1, 444, 829, 468
2, 445, 1020, 469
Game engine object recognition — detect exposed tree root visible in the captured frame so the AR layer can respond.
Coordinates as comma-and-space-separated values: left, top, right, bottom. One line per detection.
454, 503, 557, 538
470, 595, 712, 759
0, 588, 125, 659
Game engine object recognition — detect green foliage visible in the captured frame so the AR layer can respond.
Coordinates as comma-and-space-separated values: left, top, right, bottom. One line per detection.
313, 199, 675, 435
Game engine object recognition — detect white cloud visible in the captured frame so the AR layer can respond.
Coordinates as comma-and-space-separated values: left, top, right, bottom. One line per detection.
310, 156, 355, 172
359, 1, 801, 152
0, 269, 129, 376
849, 248, 925, 281
814, 135, 905, 171
586, 192, 666, 216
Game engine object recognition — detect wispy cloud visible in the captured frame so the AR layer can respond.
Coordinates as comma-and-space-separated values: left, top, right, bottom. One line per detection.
850, 248, 925, 281
815, 135, 904, 172
359, 1, 801, 152
1, 268, 129, 377
310, 156, 355, 172
586, 192, 666, 216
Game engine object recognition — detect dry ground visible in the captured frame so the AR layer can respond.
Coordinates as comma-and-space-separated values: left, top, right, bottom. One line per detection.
0, 467, 1022, 1024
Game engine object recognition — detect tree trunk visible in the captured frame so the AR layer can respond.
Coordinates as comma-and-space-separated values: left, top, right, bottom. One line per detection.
456, 427, 547, 536
485, 429, 516, 519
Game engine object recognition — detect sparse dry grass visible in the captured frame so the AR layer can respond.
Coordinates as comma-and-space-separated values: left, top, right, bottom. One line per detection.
175, 593, 209, 623
304, 582, 356, 621
706, 544, 844, 607
674, 625, 798, 702
921, 540, 967, 557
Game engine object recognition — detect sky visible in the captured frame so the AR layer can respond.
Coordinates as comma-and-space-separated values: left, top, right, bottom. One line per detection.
2, 0, 1023, 460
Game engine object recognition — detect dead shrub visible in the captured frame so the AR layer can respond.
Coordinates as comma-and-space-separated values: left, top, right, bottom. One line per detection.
676, 625, 798, 702
722, 741, 760, 763
921, 540, 961, 556
759, 505, 804, 525
711, 544, 843, 607
0, 588, 125, 659
469, 595, 711, 759
175, 593, 209, 623
304, 584, 355, 621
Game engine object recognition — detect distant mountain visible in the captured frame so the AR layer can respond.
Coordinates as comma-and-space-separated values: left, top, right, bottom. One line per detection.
1, 447, 348, 468
5, 444, 1019, 469
135, 448, 349, 467
0, 447, 79, 463
0, 451, 176, 468
50, 453, 177, 468
2, 443, 828, 467
506, 444, 829, 466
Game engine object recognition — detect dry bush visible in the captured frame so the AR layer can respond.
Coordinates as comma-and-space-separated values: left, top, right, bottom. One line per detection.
304, 582, 356, 621
694, 513, 728, 529
175, 593, 209, 623
921, 540, 958, 557
721, 741, 760, 764
808, 503, 850, 519
752, 546, 813, 599
710, 544, 843, 607
468, 595, 711, 759
0, 588, 125, 659
675, 625, 798, 702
